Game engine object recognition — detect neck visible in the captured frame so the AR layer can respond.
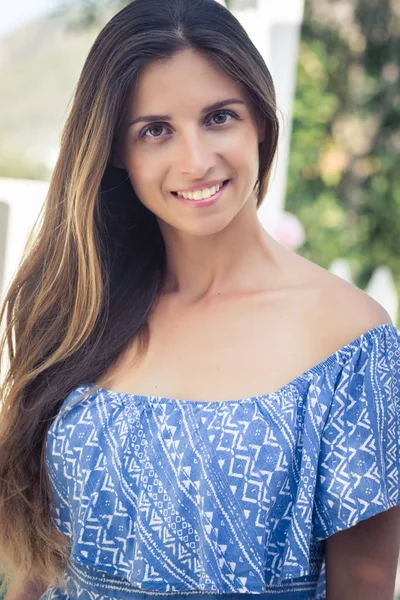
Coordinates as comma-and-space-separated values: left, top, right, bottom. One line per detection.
159, 208, 285, 305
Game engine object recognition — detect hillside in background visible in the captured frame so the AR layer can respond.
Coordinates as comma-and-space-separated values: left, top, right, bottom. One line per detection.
0, 9, 103, 180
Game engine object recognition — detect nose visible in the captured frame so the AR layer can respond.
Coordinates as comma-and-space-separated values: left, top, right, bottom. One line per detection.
175, 129, 216, 178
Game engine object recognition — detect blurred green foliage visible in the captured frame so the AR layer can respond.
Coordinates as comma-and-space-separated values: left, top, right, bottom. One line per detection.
286, 0, 400, 306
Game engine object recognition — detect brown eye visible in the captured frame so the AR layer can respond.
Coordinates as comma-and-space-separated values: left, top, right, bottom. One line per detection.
207, 110, 238, 126
140, 124, 169, 139
211, 112, 230, 125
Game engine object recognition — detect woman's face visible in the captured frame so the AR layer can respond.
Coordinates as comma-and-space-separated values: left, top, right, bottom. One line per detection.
119, 48, 264, 237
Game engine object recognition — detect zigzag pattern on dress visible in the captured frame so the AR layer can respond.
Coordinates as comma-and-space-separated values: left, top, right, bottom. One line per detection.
41, 324, 400, 600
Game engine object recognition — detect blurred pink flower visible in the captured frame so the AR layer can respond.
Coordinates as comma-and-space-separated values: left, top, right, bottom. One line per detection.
266, 211, 306, 250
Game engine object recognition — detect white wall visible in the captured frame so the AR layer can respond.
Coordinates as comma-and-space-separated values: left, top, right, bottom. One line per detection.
0, 178, 48, 298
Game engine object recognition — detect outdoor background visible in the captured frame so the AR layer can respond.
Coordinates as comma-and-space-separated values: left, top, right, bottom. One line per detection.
1, 0, 399, 324
0, 0, 399, 597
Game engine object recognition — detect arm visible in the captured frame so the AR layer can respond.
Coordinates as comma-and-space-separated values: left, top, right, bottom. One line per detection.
325, 506, 400, 600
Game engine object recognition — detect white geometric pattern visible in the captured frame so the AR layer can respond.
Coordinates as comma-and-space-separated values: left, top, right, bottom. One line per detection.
41, 324, 400, 600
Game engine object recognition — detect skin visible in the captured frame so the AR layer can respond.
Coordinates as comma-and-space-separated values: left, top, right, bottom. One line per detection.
109, 48, 390, 402
117, 47, 271, 303
325, 507, 400, 600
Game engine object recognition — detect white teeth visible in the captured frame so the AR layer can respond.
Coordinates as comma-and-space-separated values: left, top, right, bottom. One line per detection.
176, 181, 224, 200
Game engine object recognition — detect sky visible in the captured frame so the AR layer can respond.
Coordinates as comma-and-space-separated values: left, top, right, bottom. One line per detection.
0, 0, 57, 39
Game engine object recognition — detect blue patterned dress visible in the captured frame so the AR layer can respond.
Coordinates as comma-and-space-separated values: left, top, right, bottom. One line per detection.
41, 323, 400, 600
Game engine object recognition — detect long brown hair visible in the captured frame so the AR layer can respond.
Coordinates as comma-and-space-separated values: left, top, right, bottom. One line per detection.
0, 0, 279, 595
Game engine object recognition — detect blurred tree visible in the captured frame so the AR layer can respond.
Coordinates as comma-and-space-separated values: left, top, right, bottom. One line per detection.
287, 0, 400, 305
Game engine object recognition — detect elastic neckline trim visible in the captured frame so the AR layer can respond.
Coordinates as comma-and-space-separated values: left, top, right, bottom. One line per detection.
82, 323, 396, 407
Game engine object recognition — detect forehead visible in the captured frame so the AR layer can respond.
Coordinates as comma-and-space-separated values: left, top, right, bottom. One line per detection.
129, 49, 247, 116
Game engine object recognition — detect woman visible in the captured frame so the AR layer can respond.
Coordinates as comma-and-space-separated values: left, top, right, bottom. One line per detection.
0, 0, 399, 598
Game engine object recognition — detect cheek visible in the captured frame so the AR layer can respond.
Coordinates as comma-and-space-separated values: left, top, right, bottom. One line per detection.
125, 155, 171, 215
225, 138, 259, 179
222, 124, 259, 158
125, 151, 161, 194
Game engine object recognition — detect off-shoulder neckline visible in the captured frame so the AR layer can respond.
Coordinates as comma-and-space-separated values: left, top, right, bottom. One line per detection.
84, 323, 397, 407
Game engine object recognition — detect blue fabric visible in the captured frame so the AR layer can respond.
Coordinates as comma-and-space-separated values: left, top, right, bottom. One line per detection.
41, 323, 400, 600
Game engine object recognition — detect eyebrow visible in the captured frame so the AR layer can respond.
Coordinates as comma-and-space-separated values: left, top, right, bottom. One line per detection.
127, 98, 246, 127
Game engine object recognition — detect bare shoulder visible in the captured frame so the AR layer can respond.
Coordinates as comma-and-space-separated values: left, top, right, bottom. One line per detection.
290, 254, 393, 356
312, 264, 392, 347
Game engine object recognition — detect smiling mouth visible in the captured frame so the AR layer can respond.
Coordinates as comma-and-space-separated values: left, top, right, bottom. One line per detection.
171, 179, 230, 200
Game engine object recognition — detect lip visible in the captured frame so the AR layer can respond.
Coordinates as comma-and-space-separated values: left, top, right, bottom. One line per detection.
172, 179, 229, 208
172, 179, 228, 193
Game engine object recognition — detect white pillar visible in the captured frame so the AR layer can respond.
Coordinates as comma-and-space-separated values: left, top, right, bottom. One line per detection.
0, 178, 47, 298
366, 266, 398, 325
229, 0, 305, 225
